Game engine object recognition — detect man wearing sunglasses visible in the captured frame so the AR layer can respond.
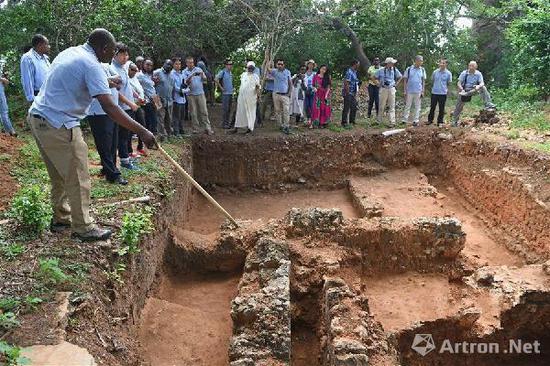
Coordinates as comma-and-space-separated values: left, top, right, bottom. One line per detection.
269, 59, 292, 134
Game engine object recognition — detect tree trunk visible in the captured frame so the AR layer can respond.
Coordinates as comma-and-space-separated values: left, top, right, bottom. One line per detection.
331, 17, 370, 74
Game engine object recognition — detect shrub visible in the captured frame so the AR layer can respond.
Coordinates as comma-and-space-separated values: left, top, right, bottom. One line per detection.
8, 185, 52, 236
0, 341, 29, 366
117, 208, 154, 256
37, 258, 70, 285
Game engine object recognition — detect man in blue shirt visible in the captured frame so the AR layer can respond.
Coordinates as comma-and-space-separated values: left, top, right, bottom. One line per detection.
269, 59, 292, 134
452, 61, 496, 126
154, 59, 175, 139
171, 57, 189, 136
215, 59, 234, 129
427, 58, 453, 126
20, 34, 51, 102
0, 72, 16, 136
183, 56, 213, 135
402, 55, 426, 126
28, 29, 155, 242
137, 59, 159, 136
342, 59, 360, 127
260, 61, 275, 124
375, 57, 402, 126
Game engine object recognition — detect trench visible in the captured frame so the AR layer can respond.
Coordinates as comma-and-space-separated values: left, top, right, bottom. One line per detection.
135, 131, 549, 366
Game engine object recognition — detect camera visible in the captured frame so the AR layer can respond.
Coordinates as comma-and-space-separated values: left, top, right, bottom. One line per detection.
384, 80, 391, 86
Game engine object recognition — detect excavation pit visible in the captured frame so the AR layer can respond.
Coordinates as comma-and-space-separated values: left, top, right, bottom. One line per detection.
136, 130, 549, 365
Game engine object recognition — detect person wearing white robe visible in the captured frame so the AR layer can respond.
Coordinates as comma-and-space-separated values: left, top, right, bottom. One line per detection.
232, 61, 261, 134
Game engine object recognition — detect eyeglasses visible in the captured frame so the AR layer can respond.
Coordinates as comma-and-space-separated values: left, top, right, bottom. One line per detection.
277, 63, 284, 66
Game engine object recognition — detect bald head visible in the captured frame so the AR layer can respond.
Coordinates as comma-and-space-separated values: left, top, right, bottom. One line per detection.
468, 61, 478, 72
87, 28, 116, 63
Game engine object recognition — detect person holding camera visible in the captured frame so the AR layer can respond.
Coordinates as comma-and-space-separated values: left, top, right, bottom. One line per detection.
376, 57, 402, 127
183, 56, 214, 135
452, 61, 496, 126
342, 59, 360, 127
171, 57, 189, 136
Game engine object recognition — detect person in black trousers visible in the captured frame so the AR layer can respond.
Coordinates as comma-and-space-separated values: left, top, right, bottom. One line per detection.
342, 59, 360, 126
367, 57, 381, 118
427, 58, 453, 126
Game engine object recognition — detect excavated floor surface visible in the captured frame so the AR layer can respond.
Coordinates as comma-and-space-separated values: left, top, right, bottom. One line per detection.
138, 133, 549, 366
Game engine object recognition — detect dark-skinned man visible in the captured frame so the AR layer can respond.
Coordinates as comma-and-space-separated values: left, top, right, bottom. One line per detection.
20, 34, 51, 103
27, 28, 156, 242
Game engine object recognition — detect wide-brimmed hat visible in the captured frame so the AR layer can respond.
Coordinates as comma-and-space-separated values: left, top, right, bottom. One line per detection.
383, 57, 397, 64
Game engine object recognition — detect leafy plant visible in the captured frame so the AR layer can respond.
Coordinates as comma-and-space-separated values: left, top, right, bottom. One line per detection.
8, 185, 52, 236
0, 341, 30, 366
0, 312, 20, 330
0, 298, 21, 312
105, 262, 126, 285
0, 242, 25, 260
117, 208, 154, 255
23, 297, 43, 312
37, 258, 71, 285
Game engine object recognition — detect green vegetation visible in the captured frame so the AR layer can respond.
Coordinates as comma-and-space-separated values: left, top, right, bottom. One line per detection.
117, 207, 154, 256
0, 242, 25, 260
37, 258, 71, 286
0, 312, 20, 331
7, 185, 52, 237
0, 341, 29, 366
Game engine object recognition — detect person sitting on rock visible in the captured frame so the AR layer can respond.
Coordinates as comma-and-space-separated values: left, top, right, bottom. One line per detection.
452, 61, 496, 126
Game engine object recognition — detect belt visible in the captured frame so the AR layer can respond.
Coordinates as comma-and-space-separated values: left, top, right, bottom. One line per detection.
31, 113, 46, 120
275, 92, 288, 95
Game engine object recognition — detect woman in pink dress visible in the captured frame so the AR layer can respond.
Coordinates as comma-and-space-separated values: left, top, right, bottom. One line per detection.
310, 65, 332, 128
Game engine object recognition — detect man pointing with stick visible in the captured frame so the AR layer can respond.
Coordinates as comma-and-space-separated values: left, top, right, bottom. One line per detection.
28, 28, 156, 242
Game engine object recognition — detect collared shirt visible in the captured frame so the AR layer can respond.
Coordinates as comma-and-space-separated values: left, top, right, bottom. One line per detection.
215, 68, 233, 95
270, 68, 291, 94
137, 72, 156, 102
403, 65, 426, 94
110, 59, 133, 110
87, 64, 119, 116
458, 70, 484, 91
29, 43, 110, 129
129, 75, 144, 101
375, 67, 402, 88
20, 48, 50, 102
154, 68, 175, 105
170, 69, 187, 104
343, 67, 360, 96
368, 65, 380, 86
182, 67, 205, 96
431, 69, 453, 95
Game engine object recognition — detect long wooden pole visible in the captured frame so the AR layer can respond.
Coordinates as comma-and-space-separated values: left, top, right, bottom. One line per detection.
157, 145, 239, 227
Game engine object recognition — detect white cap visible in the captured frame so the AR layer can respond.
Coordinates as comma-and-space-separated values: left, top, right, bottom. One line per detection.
247, 61, 256, 68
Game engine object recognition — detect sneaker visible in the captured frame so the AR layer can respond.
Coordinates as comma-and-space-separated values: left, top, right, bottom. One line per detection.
137, 149, 148, 157
412, 122, 419, 127
484, 103, 496, 111
72, 226, 112, 242
9, 131, 18, 137
426, 121, 433, 125
107, 176, 128, 185
245, 129, 252, 134
121, 161, 140, 170
50, 220, 71, 233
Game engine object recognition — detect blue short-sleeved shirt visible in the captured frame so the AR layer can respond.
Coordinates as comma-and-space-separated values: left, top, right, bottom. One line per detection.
29, 43, 111, 129
154, 68, 175, 105
110, 59, 133, 110
458, 70, 484, 91
87, 64, 119, 116
431, 69, 453, 95
20, 49, 50, 102
404, 65, 426, 94
215, 69, 233, 95
182, 67, 205, 96
171, 70, 187, 104
343, 68, 360, 96
137, 71, 156, 102
270, 69, 291, 94
375, 67, 402, 88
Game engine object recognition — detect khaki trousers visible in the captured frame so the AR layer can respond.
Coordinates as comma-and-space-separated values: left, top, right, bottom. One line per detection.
272, 93, 290, 128
187, 94, 212, 133
28, 115, 93, 233
378, 87, 396, 125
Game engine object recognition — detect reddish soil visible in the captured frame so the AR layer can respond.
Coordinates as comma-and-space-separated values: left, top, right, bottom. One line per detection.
184, 188, 360, 234
139, 272, 241, 366
0, 134, 22, 209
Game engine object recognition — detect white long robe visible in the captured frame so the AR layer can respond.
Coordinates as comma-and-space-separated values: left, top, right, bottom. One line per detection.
235, 72, 260, 130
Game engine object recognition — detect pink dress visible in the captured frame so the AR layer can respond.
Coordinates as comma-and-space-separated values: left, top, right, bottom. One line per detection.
311, 74, 332, 126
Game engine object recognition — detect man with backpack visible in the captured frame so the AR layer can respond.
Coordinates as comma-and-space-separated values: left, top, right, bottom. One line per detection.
375, 57, 402, 127
402, 55, 426, 126
215, 59, 234, 129
452, 61, 496, 126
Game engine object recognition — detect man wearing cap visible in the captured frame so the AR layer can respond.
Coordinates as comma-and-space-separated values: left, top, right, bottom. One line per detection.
269, 59, 292, 134
402, 55, 426, 126
20, 34, 50, 103
452, 61, 496, 126
27, 28, 155, 242
375, 57, 402, 126
367, 57, 381, 119
215, 59, 234, 129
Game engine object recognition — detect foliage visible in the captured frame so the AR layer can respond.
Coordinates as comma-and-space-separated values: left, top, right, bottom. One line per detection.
0, 312, 20, 331
0, 341, 29, 366
492, 87, 550, 132
8, 185, 52, 237
0, 242, 25, 260
105, 262, 126, 285
37, 258, 71, 285
0, 298, 21, 312
117, 207, 154, 255
12, 140, 49, 186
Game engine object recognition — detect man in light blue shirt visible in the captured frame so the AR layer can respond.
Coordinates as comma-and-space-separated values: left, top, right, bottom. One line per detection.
375, 57, 402, 126
269, 59, 292, 134
20, 34, 51, 102
402, 55, 426, 126
154, 59, 175, 138
260, 61, 275, 123
28, 29, 155, 242
215, 59, 234, 129
0, 73, 16, 136
452, 61, 496, 126
137, 59, 159, 136
183, 56, 213, 134
428, 58, 452, 125
171, 57, 189, 136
